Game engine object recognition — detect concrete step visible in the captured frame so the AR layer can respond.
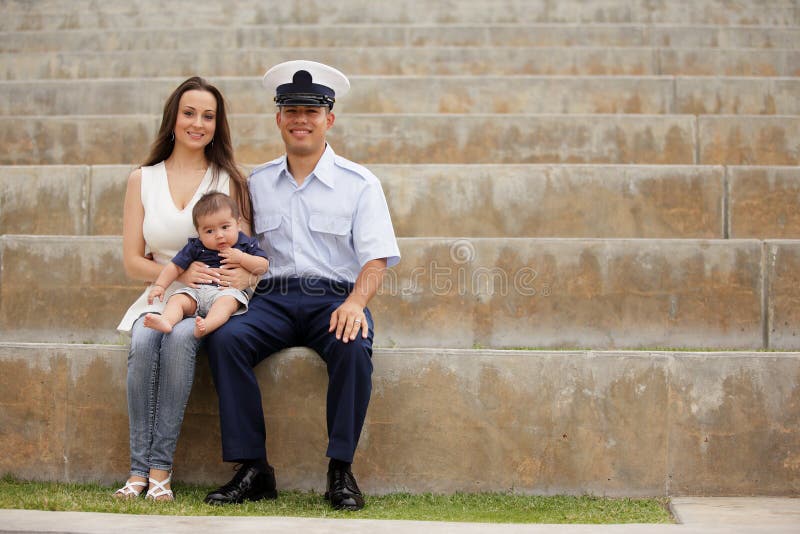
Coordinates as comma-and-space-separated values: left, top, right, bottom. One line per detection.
4, 76, 800, 116
1, 164, 732, 238
4, 113, 799, 166
2, 342, 798, 494
698, 115, 800, 165
0, 113, 697, 165
5, 164, 798, 240
729, 167, 800, 239
0, 76, 678, 116
2, 24, 798, 52
0, 47, 660, 79
2, 235, 795, 350
1, 0, 796, 28
675, 77, 800, 115
2, 47, 798, 80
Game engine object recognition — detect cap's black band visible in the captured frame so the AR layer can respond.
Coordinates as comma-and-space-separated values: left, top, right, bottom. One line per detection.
274, 93, 335, 109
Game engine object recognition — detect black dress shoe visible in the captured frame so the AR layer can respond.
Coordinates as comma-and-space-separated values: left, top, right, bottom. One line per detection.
324, 466, 364, 511
204, 464, 277, 505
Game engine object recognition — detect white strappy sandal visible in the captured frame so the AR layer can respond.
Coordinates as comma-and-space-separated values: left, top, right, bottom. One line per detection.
113, 479, 147, 499
146, 472, 174, 501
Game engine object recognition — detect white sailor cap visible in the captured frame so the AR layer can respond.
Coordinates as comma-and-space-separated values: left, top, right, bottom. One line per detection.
262, 60, 350, 110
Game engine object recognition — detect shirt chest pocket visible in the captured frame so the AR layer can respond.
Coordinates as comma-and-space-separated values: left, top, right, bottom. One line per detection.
255, 214, 282, 236
254, 214, 284, 255
309, 213, 353, 265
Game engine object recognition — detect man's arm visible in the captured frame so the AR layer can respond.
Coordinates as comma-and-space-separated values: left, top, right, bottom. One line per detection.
329, 258, 387, 343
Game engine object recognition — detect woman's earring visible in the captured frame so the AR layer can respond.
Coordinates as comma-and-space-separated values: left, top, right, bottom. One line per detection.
171, 132, 175, 142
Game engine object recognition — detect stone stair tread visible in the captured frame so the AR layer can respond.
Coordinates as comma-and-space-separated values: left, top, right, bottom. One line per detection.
5, 163, 800, 239
2, 23, 798, 51
3, 75, 800, 116
2, 341, 798, 493
2, 0, 796, 28
5, 113, 800, 166
2, 235, 796, 350
2, 47, 798, 79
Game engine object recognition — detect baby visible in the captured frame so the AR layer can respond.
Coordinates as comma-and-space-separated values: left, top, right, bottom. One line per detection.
144, 191, 269, 338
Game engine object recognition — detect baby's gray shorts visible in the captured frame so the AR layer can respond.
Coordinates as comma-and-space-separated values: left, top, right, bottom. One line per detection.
172, 286, 249, 317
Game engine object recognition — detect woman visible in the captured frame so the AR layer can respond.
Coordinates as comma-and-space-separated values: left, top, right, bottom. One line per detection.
115, 77, 253, 501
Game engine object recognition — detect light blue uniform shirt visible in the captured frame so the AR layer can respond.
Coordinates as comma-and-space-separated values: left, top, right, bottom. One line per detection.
250, 145, 400, 284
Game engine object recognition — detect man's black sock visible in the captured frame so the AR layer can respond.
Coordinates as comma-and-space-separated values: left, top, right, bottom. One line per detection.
329, 458, 351, 472
238, 457, 269, 472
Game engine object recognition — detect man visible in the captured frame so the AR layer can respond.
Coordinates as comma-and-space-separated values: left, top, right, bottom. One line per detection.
203, 60, 400, 511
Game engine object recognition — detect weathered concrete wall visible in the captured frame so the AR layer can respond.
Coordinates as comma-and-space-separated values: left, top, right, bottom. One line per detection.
374, 238, 764, 349
1, 0, 796, 30
699, 116, 800, 166
0, 76, 678, 116
377, 165, 725, 239
3, 47, 798, 81
0, 236, 772, 349
2, 25, 797, 52
1, 344, 797, 496
15, 164, 724, 239
0, 235, 140, 344
659, 49, 800, 77
729, 166, 800, 239
0, 48, 660, 80
0, 165, 89, 235
676, 78, 800, 116
15, 165, 800, 241
666, 353, 800, 496
7, 77, 800, 117
0, 114, 699, 165
766, 241, 800, 351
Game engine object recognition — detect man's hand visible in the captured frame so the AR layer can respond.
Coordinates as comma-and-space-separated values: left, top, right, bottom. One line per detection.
329, 298, 368, 343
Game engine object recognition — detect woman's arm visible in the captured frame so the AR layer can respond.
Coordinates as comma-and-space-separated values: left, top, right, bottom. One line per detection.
122, 168, 162, 283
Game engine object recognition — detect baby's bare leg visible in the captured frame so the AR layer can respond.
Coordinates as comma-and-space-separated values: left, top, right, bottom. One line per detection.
194, 296, 241, 338
143, 294, 197, 334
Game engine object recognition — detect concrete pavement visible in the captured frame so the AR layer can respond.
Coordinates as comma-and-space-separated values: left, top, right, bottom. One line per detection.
0, 498, 798, 533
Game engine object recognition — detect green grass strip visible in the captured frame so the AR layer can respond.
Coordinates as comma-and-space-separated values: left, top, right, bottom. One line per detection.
0, 476, 672, 524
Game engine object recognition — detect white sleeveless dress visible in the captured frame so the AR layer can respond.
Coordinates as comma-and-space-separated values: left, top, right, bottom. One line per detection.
117, 161, 230, 333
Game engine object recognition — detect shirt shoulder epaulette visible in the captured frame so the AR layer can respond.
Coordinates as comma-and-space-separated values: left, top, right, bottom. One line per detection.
333, 154, 379, 184
248, 157, 284, 180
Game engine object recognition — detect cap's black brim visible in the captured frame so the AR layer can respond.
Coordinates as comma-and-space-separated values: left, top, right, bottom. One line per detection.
275, 94, 334, 107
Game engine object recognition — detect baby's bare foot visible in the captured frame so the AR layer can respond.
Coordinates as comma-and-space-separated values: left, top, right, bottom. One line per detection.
143, 313, 173, 333
194, 316, 207, 338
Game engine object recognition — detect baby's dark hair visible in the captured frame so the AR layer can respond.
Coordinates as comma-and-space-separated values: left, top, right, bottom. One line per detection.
192, 192, 240, 228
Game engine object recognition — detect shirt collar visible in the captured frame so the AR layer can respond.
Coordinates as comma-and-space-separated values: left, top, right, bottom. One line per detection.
235, 231, 249, 247
277, 144, 336, 189
312, 144, 336, 189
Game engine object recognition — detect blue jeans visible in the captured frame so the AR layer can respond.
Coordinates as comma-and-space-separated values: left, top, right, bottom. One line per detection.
127, 315, 200, 477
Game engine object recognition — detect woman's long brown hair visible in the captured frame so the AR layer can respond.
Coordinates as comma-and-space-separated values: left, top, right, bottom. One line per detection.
143, 76, 252, 227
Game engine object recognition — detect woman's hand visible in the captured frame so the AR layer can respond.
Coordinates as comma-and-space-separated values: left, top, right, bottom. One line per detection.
214, 265, 257, 291
177, 261, 220, 288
